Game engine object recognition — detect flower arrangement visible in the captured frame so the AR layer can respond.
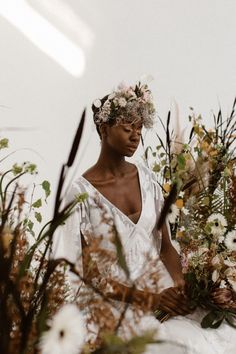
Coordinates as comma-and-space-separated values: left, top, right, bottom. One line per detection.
0, 110, 87, 354
148, 100, 236, 328
92, 81, 156, 128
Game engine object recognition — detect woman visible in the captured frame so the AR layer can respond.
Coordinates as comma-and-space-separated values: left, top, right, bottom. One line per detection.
58, 82, 236, 354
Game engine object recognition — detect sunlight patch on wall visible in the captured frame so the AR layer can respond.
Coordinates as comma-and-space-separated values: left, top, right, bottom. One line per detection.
0, 0, 86, 77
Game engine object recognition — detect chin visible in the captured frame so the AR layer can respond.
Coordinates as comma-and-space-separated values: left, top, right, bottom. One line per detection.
125, 151, 135, 157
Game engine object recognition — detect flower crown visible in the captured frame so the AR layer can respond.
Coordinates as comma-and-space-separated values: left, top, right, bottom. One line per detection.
92, 82, 156, 128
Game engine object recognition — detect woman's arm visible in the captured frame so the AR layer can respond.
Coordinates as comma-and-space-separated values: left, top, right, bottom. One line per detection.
82, 245, 190, 316
160, 222, 185, 289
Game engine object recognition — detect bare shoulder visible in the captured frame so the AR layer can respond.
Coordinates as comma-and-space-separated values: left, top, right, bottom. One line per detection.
82, 165, 99, 182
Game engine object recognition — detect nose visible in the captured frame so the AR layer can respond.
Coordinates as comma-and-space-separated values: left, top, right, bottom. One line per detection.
130, 129, 141, 143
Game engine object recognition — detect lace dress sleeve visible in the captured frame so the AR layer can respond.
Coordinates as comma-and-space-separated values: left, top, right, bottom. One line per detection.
52, 181, 91, 296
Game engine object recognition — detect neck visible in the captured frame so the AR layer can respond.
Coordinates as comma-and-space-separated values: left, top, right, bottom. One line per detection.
96, 144, 127, 176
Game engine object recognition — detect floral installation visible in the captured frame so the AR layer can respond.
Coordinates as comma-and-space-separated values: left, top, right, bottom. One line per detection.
147, 99, 236, 328
92, 81, 156, 128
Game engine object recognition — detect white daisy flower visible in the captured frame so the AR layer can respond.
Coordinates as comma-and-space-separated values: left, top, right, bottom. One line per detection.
179, 191, 184, 198
167, 204, 179, 224
207, 213, 227, 236
39, 304, 86, 354
93, 99, 102, 108
224, 230, 236, 252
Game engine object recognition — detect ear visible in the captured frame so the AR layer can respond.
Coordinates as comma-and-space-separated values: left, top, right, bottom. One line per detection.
99, 124, 108, 139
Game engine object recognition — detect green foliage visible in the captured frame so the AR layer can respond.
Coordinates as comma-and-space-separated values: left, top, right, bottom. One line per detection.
41, 180, 51, 200
35, 212, 42, 223
0, 138, 9, 149
32, 199, 42, 208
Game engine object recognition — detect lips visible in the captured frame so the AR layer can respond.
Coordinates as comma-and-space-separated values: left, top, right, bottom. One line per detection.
127, 145, 138, 150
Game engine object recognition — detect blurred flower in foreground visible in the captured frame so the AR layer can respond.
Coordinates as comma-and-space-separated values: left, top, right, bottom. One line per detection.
39, 304, 86, 354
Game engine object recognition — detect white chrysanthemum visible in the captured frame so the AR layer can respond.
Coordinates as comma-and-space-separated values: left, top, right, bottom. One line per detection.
167, 204, 179, 224
207, 213, 227, 236
224, 230, 236, 251
93, 99, 101, 108
39, 304, 86, 354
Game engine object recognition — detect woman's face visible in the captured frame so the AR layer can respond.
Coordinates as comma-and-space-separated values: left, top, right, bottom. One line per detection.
103, 120, 143, 157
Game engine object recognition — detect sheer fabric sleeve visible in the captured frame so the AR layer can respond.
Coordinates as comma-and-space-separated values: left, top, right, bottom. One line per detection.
52, 182, 88, 295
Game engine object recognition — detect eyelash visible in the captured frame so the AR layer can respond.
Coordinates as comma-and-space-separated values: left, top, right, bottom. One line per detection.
124, 127, 142, 132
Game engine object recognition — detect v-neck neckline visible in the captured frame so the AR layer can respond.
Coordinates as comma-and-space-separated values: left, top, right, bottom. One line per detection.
80, 163, 143, 227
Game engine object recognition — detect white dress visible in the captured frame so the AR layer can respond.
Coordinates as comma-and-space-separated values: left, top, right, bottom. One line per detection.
54, 162, 236, 354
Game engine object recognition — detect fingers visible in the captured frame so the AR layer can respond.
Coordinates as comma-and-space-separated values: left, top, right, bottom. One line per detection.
159, 287, 191, 316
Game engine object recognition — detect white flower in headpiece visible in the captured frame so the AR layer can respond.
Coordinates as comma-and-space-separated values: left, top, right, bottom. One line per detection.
118, 97, 127, 107
207, 213, 227, 236
93, 99, 102, 108
167, 203, 179, 224
224, 230, 236, 251
39, 304, 86, 354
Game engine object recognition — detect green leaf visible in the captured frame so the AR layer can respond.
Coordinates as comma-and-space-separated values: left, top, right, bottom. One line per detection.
153, 163, 161, 172
177, 154, 186, 170
0, 138, 9, 149
201, 310, 224, 328
225, 312, 236, 328
32, 199, 42, 208
42, 180, 51, 200
28, 220, 34, 231
35, 212, 42, 223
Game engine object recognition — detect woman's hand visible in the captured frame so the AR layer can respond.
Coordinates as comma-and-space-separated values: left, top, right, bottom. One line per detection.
174, 276, 186, 291
152, 286, 192, 316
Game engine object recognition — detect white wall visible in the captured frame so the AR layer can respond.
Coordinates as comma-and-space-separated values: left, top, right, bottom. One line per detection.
0, 0, 236, 217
